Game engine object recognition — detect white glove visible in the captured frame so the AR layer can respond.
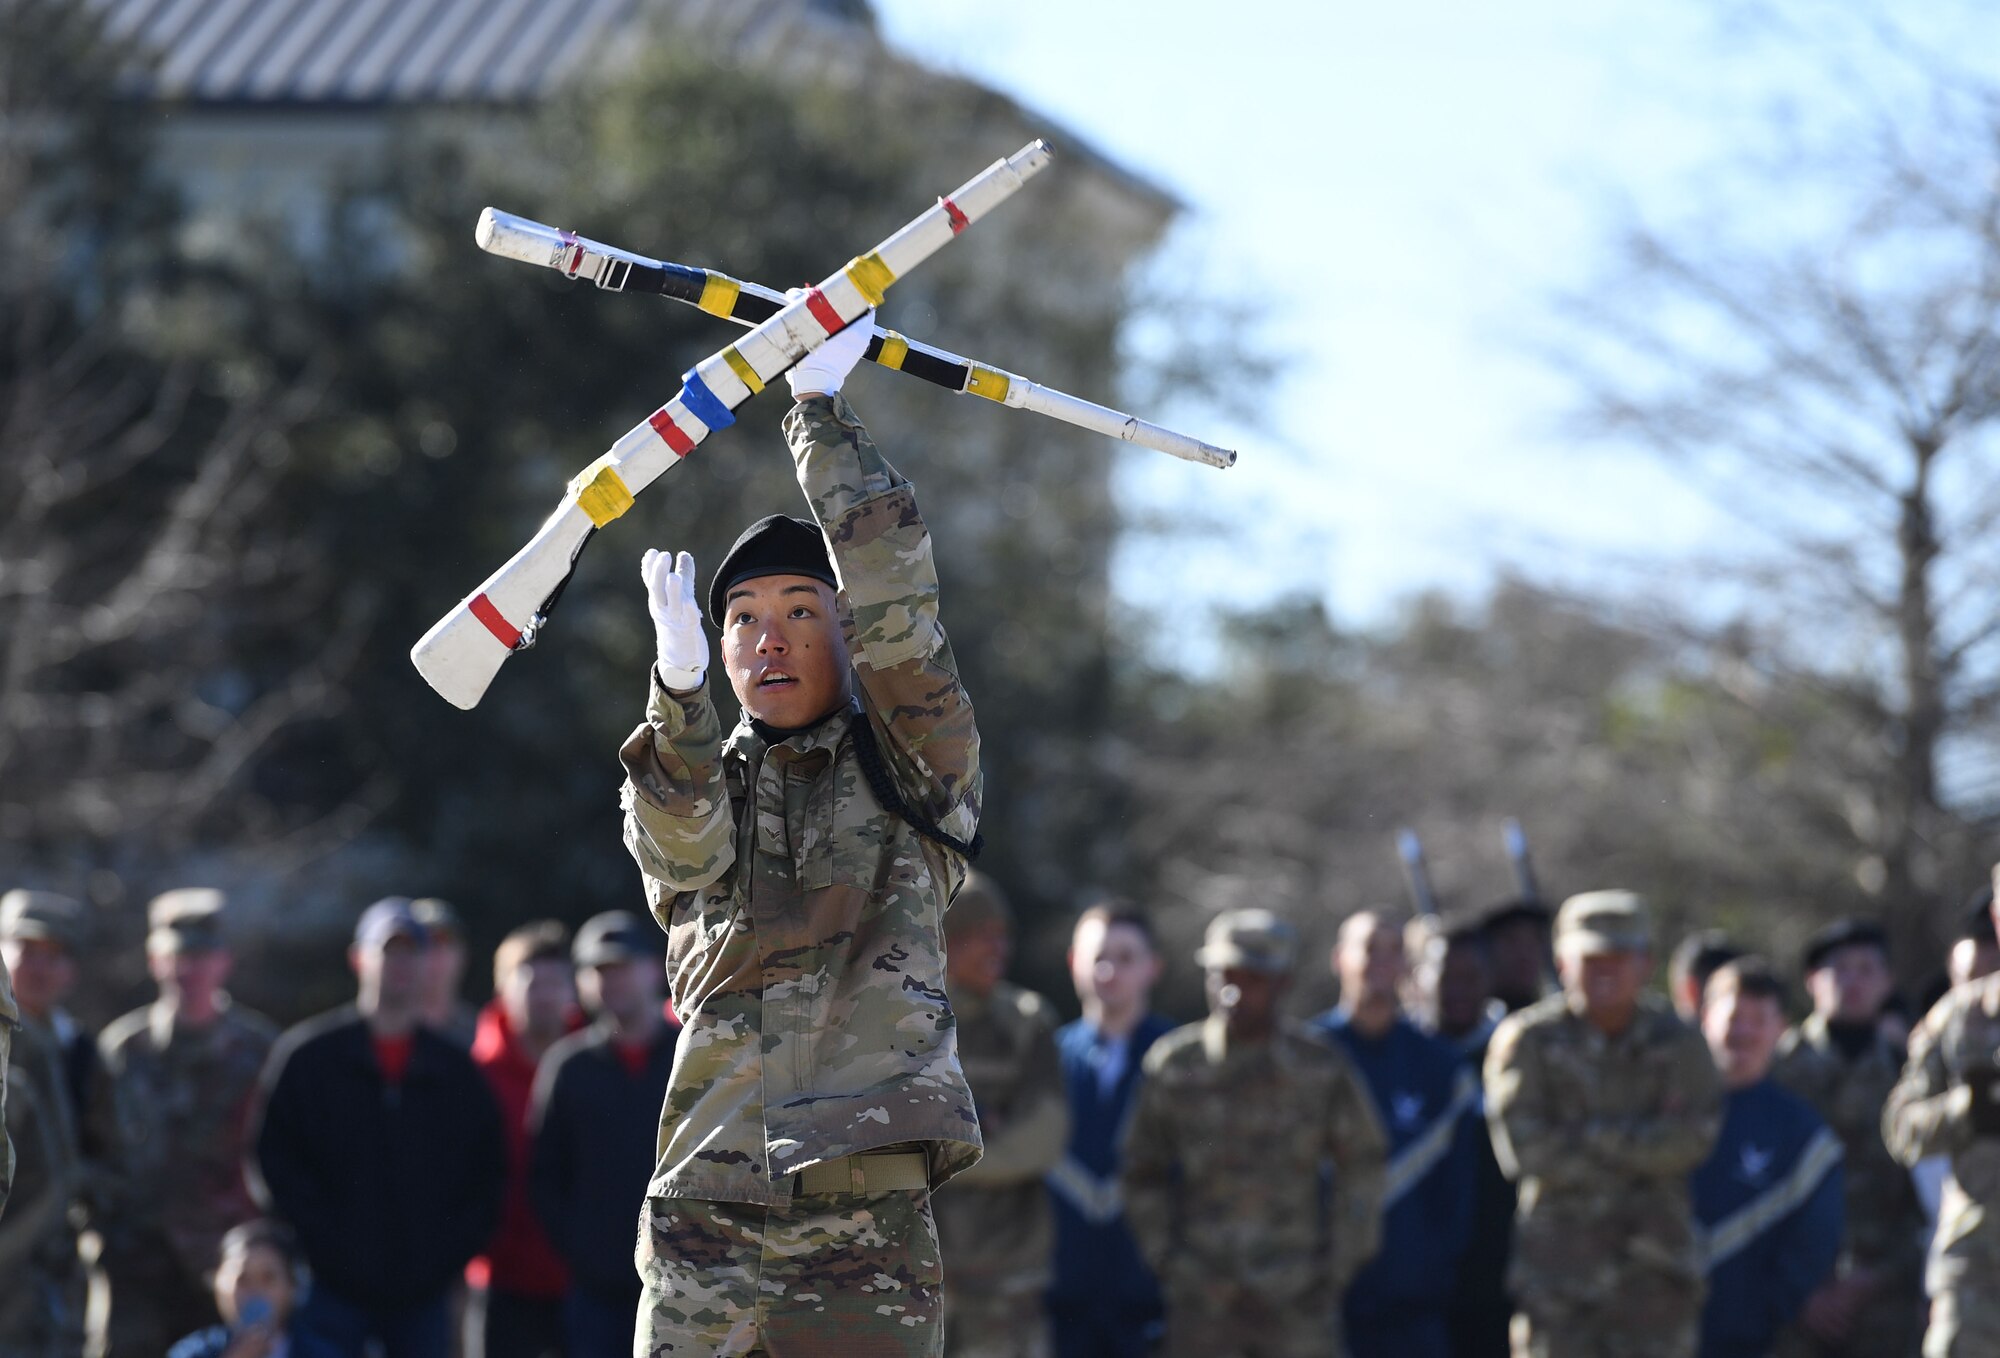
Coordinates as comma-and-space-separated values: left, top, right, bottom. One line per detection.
786, 300, 876, 400
642, 548, 708, 691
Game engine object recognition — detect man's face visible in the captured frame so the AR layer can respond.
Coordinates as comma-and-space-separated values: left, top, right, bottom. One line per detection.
1335, 912, 1405, 1009
721, 575, 850, 728
1070, 917, 1161, 1017
946, 919, 1010, 999
1950, 936, 2000, 989
422, 935, 466, 1002
1806, 943, 1891, 1024
502, 957, 575, 1040
1433, 939, 1492, 1036
1703, 984, 1785, 1088
1488, 918, 1548, 1002
1, 937, 76, 1019
580, 957, 662, 1026
1207, 965, 1287, 1036
1557, 946, 1649, 1021
353, 935, 425, 1012
148, 946, 231, 1008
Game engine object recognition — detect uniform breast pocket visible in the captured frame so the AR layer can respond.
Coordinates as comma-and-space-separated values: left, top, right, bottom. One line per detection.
805, 753, 890, 893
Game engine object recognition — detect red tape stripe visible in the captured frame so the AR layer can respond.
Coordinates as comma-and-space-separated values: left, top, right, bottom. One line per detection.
941, 196, 969, 235
469, 593, 522, 648
804, 287, 845, 336
559, 229, 582, 276
649, 406, 696, 456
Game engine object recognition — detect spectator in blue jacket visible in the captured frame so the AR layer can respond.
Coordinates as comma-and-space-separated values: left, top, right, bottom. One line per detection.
1045, 900, 1174, 1358
1691, 958, 1843, 1358
529, 912, 677, 1358
1312, 908, 1479, 1358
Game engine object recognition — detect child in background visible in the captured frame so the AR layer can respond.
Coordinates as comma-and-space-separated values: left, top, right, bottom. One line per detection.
169, 1220, 333, 1358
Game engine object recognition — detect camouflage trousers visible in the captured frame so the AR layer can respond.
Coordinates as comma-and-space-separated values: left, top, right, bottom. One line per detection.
1160, 1282, 1332, 1358
942, 1285, 1051, 1358
1925, 1286, 2000, 1358
636, 1190, 943, 1357
1509, 1303, 1699, 1358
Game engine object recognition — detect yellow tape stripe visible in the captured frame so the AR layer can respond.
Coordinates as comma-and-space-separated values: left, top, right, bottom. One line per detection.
722, 346, 765, 395
875, 332, 910, 371
845, 252, 896, 306
965, 365, 1012, 403
697, 274, 741, 318
570, 458, 635, 527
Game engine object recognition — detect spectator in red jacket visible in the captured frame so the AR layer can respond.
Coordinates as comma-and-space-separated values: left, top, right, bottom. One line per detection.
466, 921, 580, 1358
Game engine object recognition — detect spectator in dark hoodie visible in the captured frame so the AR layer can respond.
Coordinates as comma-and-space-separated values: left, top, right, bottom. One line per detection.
250, 898, 505, 1358
530, 912, 677, 1358
467, 921, 580, 1358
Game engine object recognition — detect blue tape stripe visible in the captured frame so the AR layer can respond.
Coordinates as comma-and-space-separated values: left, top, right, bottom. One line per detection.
678, 369, 735, 432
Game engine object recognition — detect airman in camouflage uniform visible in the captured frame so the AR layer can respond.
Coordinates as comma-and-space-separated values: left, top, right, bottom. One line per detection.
1773, 918, 1924, 1358
93, 890, 278, 1358
1121, 910, 1388, 1358
1484, 890, 1723, 1358
1884, 878, 2000, 1358
934, 873, 1067, 1358
620, 361, 981, 1354
0, 890, 89, 1358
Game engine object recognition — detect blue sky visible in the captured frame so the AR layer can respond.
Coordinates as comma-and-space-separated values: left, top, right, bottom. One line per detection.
869, 2, 1974, 628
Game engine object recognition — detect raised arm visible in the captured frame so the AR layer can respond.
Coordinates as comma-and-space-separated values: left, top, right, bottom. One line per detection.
784, 394, 980, 847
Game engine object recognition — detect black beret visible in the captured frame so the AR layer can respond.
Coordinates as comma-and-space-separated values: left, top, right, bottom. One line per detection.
1478, 895, 1552, 931
707, 515, 837, 627
1801, 917, 1889, 973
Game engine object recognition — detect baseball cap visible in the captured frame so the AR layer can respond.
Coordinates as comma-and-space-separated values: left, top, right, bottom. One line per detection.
354, 897, 428, 950
0, 889, 86, 950
571, 911, 660, 968
1555, 890, 1652, 957
1194, 909, 1299, 974
147, 888, 227, 953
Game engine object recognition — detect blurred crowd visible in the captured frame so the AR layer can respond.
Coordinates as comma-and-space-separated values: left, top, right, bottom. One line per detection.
0, 867, 1996, 1358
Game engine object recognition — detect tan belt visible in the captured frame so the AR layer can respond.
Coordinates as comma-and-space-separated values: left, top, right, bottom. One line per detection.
792, 1150, 929, 1196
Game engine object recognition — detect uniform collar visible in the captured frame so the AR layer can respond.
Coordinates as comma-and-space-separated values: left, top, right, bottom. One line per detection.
1199, 1012, 1287, 1065
727, 694, 860, 762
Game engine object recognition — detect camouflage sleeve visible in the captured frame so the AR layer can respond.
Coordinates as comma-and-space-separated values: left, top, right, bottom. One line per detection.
1326, 1051, 1388, 1293
783, 395, 980, 846
0, 1068, 69, 1271
1586, 1025, 1724, 1178
1118, 1056, 1181, 1275
619, 672, 736, 893
1484, 1018, 1598, 1190
1884, 997, 1972, 1166
953, 1006, 1068, 1188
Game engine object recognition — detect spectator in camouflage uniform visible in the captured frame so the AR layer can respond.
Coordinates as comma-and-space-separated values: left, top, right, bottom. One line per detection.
1884, 871, 2000, 1358
0, 889, 90, 1358
1484, 890, 1723, 1358
620, 317, 981, 1356
94, 889, 278, 1358
935, 873, 1067, 1358
1774, 918, 1925, 1358
1121, 909, 1387, 1358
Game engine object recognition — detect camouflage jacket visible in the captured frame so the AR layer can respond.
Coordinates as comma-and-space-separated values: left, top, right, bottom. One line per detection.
934, 981, 1067, 1290
96, 998, 277, 1276
1773, 1013, 1925, 1288
621, 394, 982, 1206
1120, 1017, 1387, 1301
0, 957, 13, 1219
1484, 993, 1722, 1307
0, 1016, 86, 1347
1883, 973, 2000, 1295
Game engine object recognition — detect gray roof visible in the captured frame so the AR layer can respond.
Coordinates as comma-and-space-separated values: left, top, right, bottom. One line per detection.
94, 0, 646, 103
